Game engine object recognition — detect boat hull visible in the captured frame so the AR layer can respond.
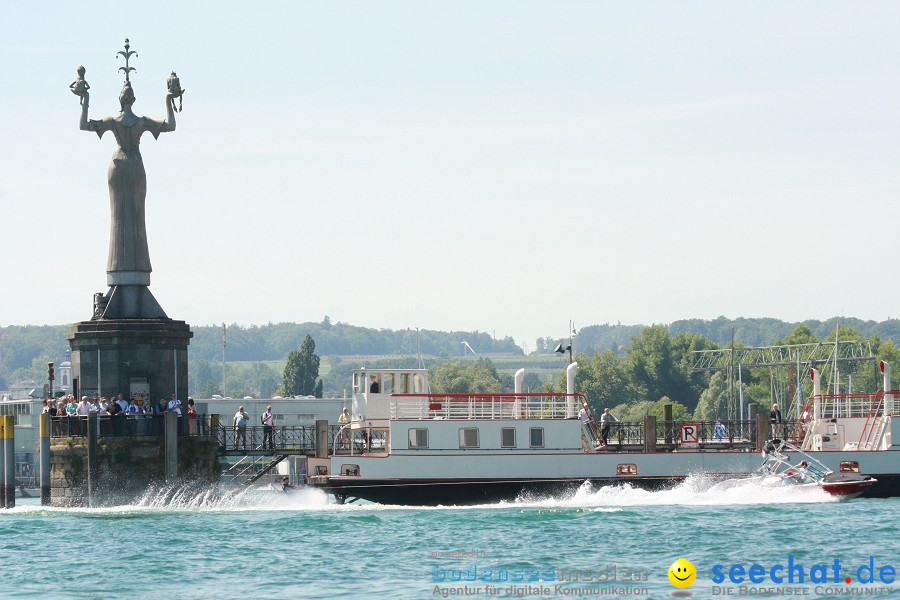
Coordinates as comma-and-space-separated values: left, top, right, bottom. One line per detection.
821, 477, 879, 499
312, 448, 900, 505
315, 476, 683, 505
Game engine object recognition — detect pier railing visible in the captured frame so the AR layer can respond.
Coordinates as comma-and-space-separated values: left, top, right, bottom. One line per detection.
601, 419, 796, 450
50, 417, 357, 455
50, 414, 212, 438
213, 424, 344, 454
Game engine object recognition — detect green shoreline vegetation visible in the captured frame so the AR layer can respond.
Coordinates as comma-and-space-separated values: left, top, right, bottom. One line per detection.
3, 316, 900, 423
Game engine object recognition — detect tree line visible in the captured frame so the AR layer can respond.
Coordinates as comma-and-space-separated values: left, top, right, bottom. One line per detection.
5, 318, 900, 407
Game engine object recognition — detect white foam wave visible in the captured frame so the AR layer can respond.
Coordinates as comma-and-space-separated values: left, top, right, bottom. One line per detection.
511, 476, 839, 509
4, 474, 839, 515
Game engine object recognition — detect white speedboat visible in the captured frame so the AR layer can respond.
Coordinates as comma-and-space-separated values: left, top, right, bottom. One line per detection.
710, 439, 877, 499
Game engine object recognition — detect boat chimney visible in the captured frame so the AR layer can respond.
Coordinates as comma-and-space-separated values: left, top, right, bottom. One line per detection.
566, 362, 578, 418
513, 368, 525, 419
881, 361, 892, 415
810, 368, 821, 420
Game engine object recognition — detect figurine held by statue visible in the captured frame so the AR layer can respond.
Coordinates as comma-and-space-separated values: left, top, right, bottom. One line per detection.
70, 66, 91, 105
167, 71, 185, 112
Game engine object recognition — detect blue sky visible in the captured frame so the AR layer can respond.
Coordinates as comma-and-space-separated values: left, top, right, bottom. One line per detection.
2, 2, 899, 350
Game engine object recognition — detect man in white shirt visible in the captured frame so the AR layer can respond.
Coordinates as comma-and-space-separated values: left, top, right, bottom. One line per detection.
578, 402, 597, 443
233, 406, 249, 451
599, 408, 618, 447
261, 405, 275, 451
116, 393, 129, 414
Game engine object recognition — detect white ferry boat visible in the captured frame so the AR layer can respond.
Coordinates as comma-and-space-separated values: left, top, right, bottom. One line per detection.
307, 362, 899, 505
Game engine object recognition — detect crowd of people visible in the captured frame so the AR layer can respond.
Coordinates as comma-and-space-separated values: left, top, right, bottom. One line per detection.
44, 393, 199, 436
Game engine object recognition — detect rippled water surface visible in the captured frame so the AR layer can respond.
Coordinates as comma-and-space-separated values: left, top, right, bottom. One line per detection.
1, 478, 897, 599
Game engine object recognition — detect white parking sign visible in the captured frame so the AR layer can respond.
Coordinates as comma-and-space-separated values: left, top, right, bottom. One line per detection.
680, 424, 699, 447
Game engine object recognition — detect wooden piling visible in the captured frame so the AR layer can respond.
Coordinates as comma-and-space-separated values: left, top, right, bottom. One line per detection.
2, 415, 15, 508
315, 419, 329, 458
644, 415, 657, 453
40, 414, 51, 505
165, 411, 178, 482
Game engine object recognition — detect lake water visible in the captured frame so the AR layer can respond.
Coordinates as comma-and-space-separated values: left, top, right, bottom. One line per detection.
1, 478, 897, 599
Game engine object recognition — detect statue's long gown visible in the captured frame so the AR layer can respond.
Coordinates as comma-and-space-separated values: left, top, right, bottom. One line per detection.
86, 116, 165, 274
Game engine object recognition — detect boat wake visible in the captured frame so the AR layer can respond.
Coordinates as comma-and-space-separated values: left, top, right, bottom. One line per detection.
510, 475, 838, 510
5, 474, 839, 515
5, 482, 335, 514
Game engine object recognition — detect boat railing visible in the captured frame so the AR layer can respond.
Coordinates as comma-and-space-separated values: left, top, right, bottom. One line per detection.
389, 393, 581, 420
332, 427, 387, 456
814, 391, 900, 419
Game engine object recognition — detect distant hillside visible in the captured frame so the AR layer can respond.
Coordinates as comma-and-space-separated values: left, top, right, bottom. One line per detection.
4, 317, 900, 385
189, 320, 521, 362
537, 316, 900, 356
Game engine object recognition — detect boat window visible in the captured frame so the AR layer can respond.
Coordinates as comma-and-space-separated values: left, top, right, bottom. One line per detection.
617, 464, 638, 475
369, 374, 381, 393
408, 428, 429, 449
501, 428, 516, 448
413, 373, 425, 393
400, 373, 411, 393
840, 461, 860, 473
529, 427, 544, 448
340, 464, 360, 476
353, 373, 362, 393
382, 373, 394, 394
459, 428, 480, 449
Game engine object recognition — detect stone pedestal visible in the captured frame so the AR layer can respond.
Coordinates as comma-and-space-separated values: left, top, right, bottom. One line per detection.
67, 319, 192, 403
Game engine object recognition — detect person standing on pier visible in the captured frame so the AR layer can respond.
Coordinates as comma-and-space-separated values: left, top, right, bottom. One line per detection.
770, 403, 783, 439
261, 405, 275, 451
339, 407, 351, 448
233, 406, 249, 451
599, 408, 618, 447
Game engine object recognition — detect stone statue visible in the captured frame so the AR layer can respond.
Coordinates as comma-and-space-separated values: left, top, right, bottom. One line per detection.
74, 40, 182, 319
167, 72, 185, 112
79, 80, 177, 281
69, 66, 90, 105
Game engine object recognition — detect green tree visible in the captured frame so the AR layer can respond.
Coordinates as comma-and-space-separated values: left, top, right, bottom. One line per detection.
774, 324, 819, 346
693, 371, 729, 421
283, 334, 322, 397
430, 359, 504, 393
626, 326, 688, 405
557, 351, 629, 414
648, 397, 692, 421
610, 400, 654, 422
248, 362, 280, 398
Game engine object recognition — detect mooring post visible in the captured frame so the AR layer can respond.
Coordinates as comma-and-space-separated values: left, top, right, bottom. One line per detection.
747, 402, 758, 447
209, 414, 219, 439
644, 415, 657, 453
86, 416, 98, 508
315, 419, 329, 458
40, 413, 51, 505
756, 413, 769, 451
664, 403, 673, 446
2, 415, 15, 508
165, 411, 178, 482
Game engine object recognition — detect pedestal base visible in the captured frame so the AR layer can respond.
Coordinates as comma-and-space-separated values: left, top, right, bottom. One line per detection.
67, 319, 192, 404
96, 285, 167, 319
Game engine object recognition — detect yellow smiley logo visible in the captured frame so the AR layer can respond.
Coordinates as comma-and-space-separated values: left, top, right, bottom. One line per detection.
668, 558, 696, 588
